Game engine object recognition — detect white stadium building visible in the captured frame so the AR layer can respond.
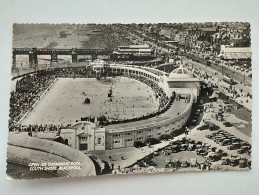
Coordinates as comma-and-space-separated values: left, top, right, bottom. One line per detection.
61, 63, 201, 151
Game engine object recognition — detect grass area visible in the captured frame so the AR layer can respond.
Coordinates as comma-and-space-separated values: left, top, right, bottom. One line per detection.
219, 93, 252, 136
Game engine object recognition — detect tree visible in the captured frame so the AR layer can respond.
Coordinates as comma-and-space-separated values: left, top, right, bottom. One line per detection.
159, 134, 172, 141
133, 141, 146, 148
145, 138, 160, 145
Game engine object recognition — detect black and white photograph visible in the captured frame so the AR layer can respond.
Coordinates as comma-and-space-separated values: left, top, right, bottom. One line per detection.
6, 22, 253, 180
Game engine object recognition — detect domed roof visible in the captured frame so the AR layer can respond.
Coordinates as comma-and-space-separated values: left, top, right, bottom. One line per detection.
168, 66, 193, 79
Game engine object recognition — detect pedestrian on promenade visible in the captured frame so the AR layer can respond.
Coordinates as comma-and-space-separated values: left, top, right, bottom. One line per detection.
109, 155, 112, 162
111, 163, 114, 170
185, 127, 189, 135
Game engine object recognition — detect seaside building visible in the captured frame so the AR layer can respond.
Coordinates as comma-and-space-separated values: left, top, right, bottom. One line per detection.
219, 45, 252, 60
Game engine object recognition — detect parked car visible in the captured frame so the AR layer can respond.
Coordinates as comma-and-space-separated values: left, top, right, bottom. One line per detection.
180, 144, 188, 151
190, 158, 198, 167
218, 139, 232, 146
171, 145, 180, 153
240, 145, 250, 151
231, 138, 241, 143
223, 122, 233, 127
171, 129, 182, 137
246, 150, 251, 155
228, 143, 241, 150
240, 142, 250, 147
229, 158, 239, 166
215, 137, 225, 144
209, 124, 220, 131
181, 160, 189, 168
188, 143, 196, 151
239, 159, 248, 168
197, 124, 210, 130
219, 152, 228, 157
221, 157, 230, 165
206, 134, 214, 139
207, 153, 221, 162
237, 148, 246, 154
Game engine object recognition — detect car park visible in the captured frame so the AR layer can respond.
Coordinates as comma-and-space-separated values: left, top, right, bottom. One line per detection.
205, 130, 250, 149
207, 152, 221, 162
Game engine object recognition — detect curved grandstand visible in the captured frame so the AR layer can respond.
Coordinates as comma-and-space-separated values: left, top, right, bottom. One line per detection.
9, 62, 200, 151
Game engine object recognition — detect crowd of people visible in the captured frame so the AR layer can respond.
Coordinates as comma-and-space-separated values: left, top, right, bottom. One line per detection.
9, 67, 97, 131
49, 67, 96, 78
81, 115, 108, 126
125, 73, 169, 110
79, 72, 172, 126
10, 71, 55, 124
81, 26, 132, 51
8, 123, 72, 133
9, 66, 172, 131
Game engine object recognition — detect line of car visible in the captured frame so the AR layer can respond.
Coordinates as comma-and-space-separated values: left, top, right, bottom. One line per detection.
197, 122, 220, 131
167, 138, 227, 163
206, 130, 251, 155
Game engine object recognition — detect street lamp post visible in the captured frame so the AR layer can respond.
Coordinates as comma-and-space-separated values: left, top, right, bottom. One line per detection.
221, 62, 223, 75
243, 70, 246, 84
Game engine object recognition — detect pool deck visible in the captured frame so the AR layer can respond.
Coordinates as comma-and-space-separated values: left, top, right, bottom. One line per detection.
105, 99, 190, 133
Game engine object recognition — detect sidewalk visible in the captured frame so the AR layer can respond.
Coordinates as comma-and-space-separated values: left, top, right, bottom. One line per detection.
88, 141, 170, 169
187, 59, 252, 111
